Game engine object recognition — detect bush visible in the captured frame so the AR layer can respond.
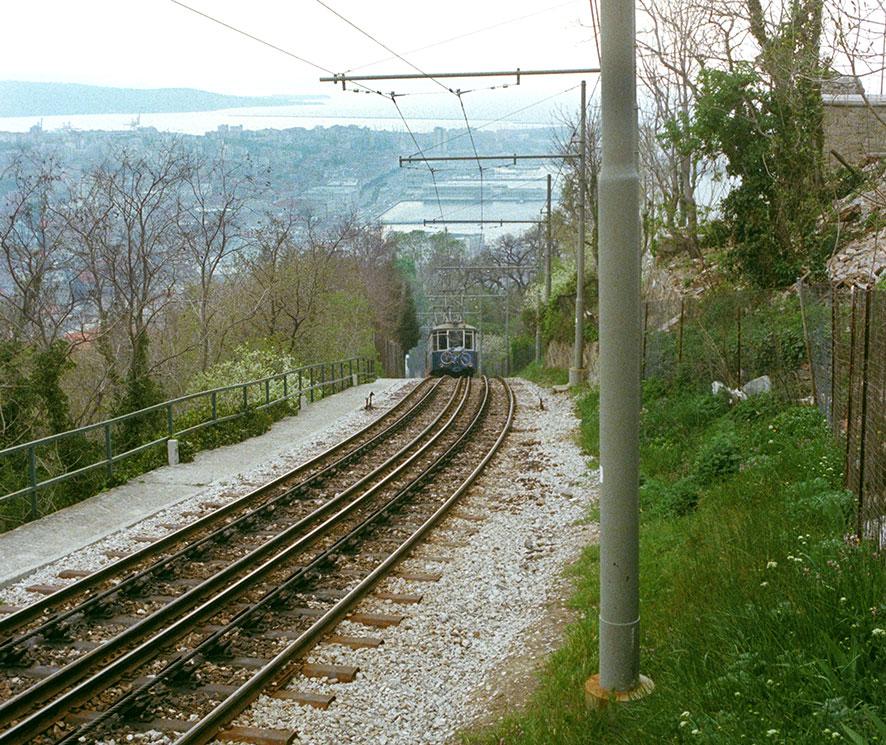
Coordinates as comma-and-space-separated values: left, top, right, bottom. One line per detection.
691, 428, 741, 484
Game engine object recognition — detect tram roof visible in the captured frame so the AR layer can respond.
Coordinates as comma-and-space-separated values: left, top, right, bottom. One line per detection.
429, 321, 478, 332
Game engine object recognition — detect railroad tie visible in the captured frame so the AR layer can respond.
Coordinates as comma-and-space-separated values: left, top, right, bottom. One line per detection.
302, 662, 359, 682
218, 725, 299, 745
325, 633, 384, 649
24, 583, 66, 595
57, 569, 92, 579
348, 611, 404, 628
394, 569, 443, 582
268, 689, 336, 709
374, 591, 423, 604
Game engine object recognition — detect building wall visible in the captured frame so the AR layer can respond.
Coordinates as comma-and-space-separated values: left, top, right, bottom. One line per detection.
822, 95, 886, 166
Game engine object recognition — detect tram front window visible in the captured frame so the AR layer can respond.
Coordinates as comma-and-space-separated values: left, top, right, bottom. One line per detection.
448, 330, 464, 349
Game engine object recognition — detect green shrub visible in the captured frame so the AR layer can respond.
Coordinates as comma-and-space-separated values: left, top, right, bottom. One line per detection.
691, 428, 741, 484
462, 387, 885, 745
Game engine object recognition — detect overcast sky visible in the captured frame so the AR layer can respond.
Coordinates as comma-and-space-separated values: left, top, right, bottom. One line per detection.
0, 1, 596, 97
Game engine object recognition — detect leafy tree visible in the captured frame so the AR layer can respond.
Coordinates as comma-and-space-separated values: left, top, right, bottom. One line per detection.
662, 0, 828, 287
396, 282, 421, 352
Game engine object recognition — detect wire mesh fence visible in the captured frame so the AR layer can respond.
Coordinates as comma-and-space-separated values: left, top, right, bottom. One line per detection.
642, 285, 885, 547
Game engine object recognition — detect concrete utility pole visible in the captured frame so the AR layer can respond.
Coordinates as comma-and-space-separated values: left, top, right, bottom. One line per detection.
546, 173, 553, 304
586, 0, 654, 705
569, 80, 588, 387
536, 175, 554, 366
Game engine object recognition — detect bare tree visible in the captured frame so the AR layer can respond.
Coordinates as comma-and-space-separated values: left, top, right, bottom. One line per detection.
178, 152, 264, 371
471, 232, 539, 293
67, 141, 193, 419
0, 152, 79, 348
240, 210, 353, 355
636, 0, 718, 258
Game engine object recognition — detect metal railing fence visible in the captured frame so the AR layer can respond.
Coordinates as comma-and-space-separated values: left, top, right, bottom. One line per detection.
0, 357, 375, 522
640, 285, 884, 547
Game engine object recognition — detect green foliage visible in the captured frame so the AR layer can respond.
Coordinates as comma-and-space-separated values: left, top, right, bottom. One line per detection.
31, 341, 74, 435
538, 265, 598, 345
463, 382, 884, 745
114, 333, 165, 450
517, 362, 569, 388
510, 335, 535, 373
666, 63, 827, 287
397, 282, 421, 352
691, 427, 741, 485
189, 345, 301, 395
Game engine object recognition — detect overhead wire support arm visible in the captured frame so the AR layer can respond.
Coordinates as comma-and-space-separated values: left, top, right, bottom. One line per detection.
320, 67, 600, 85
399, 154, 578, 165
423, 219, 542, 226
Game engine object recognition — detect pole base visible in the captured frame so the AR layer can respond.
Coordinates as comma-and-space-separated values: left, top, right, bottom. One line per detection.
584, 674, 655, 710
568, 367, 586, 387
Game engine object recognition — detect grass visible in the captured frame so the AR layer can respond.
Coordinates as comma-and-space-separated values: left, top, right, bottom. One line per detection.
518, 362, 570, 387
462, 378, 885, 745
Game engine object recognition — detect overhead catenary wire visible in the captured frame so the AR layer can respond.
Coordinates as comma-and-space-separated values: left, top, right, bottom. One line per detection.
314, 0, 492, 240
455, 91, 485, 233
313, 0, 453, 95
345, 0, 583, 73
390, 94, 446, 221
167, 0, 389, 99
411, 83, 581, 158
168, 0, 449, 219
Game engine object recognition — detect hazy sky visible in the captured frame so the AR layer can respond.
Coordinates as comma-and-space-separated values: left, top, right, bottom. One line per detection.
1, 1, 596, 97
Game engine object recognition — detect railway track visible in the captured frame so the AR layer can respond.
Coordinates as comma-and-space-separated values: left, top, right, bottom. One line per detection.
0, 376, 514, 744
0, 379, 439, 636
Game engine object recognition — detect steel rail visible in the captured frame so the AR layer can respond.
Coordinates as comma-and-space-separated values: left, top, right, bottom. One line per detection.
0, 378, 462, 731
0, 378, 442, 659
0, 379, 473, 742
179, 378, 514, 745
53, 376, 497, 745
0, 378, 435, 639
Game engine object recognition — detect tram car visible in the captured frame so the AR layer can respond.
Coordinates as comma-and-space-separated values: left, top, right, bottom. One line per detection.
427, 320, 478, 377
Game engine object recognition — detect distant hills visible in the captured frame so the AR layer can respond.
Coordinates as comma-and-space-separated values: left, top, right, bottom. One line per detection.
0, 81, 327, 117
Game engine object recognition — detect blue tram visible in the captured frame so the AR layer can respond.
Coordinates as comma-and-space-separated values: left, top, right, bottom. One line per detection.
427, 321, 478, 377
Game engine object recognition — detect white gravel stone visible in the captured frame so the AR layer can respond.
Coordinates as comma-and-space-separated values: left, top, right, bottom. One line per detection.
239, 378, 599, 744
0, 380, 414, 608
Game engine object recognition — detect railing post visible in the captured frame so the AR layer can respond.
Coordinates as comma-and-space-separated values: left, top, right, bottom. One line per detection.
736, 305, 742, 388
844, 288, 859, 490
283, 373, 288, 401
265, 378, 271, 406
640, 301, 649, 380
677, 297, 685, 367
242, 384, 248, 411
830, 287, 837, 428
309, 367, 315, 403
339, 362, 344, 391
211, 391, 217, 420
797, 280, 818, 406
167, 403, 174, 437
28, 445, 38, 519
855, 288, 873, 539
104, 424, 114, 481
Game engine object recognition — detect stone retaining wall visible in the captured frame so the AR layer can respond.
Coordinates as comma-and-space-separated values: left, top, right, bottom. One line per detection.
823, 94, 886, 166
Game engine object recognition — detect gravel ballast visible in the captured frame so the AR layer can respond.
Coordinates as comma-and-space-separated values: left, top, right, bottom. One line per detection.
0, 380, 414, 607
239, 378, 599, 744
1, 378, 600, 745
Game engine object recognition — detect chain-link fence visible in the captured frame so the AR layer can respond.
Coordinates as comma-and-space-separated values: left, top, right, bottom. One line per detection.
642, 290, 807, 398
804, 285, 885, 546
642, 285, 884, 547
